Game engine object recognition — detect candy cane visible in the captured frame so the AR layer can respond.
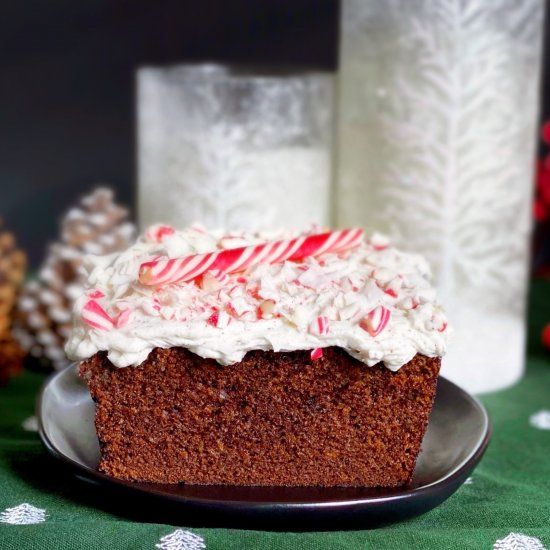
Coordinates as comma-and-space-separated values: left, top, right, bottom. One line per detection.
359, 306, 391, 337
310, 348, 324, 360
145, 224, 176, 243
199, 269, 231, 292
139, 228, 364, 287
81, 299, 114, 331
308, 316, 330, 336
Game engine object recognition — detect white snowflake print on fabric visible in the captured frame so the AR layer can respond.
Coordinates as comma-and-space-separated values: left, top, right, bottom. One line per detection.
529, 410, 550, 430
21, 416, 38, 432
0, 503, 47, 525
155, 529, 206, 550
493, 532, 547, 550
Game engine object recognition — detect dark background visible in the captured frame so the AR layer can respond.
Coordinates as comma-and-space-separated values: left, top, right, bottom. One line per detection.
1, 0, 547, 268
1, 1, 338, 266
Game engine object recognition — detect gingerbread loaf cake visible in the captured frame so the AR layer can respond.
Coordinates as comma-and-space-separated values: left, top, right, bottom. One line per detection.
67, 225, 449, 487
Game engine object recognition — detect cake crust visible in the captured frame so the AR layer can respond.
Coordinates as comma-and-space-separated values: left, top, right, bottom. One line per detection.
81, 347, 440, 487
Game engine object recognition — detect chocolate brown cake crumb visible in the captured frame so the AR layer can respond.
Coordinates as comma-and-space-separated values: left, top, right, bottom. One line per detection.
80, 347, 440, 487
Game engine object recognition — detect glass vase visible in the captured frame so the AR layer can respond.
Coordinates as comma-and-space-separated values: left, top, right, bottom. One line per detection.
336, 0, 545, 393
137, 64, 334, 233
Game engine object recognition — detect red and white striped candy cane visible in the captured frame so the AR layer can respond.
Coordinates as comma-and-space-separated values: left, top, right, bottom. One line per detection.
145, 224, 176, 243
139, 228, 364, 287
81, 299, 114, 331
359, 306, 391, 337
308, 316, 330, 336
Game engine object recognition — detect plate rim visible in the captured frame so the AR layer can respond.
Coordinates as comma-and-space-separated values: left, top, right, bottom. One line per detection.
37, 363, 492, 509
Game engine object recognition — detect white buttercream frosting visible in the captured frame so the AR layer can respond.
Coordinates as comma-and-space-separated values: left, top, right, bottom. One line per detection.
65, 225, 449, 370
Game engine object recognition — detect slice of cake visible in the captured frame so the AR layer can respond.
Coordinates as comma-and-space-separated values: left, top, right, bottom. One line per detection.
66, 225, 449, 487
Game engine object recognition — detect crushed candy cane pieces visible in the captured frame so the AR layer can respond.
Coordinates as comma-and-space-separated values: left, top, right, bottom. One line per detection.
359, 306, 391, 337
309, 316, 330, 336
81, 300, 114, 331
310, 348, 324, 360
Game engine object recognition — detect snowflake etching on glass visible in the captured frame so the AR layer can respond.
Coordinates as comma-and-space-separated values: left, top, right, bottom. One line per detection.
379, 0, 539, 311
337, 0, 544, 393
138, 67, 332, 233
0, 503, 47, 525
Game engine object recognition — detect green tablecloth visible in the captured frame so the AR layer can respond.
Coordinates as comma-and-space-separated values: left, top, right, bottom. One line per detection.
2, 281, 550, 549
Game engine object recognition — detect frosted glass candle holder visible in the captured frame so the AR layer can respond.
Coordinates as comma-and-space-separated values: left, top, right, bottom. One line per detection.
138, 64, 333, 233
336, 0, 545, 393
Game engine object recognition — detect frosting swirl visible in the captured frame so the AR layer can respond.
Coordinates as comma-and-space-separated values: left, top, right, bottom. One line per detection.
65, 225, 449, 370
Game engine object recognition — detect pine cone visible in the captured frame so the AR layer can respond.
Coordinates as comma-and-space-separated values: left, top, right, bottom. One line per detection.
0, 221, 27, 384
14, 187, 135, 370
0, 333, 26, 386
